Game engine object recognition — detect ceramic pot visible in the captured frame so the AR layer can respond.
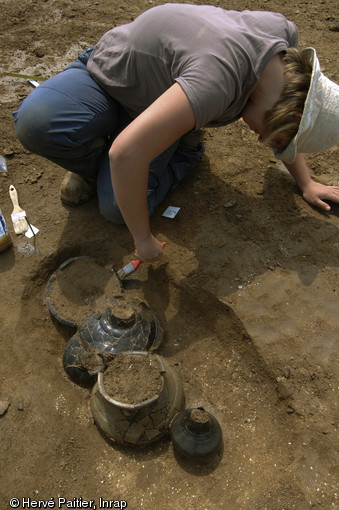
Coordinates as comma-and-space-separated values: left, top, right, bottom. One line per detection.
90, 351, 184, 445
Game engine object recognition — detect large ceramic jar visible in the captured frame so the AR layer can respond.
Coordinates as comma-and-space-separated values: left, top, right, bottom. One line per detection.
90, 351, 184, 445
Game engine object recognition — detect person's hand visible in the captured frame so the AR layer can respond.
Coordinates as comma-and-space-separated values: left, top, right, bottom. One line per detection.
135, 234, 165, 263
302, 181, 339, 212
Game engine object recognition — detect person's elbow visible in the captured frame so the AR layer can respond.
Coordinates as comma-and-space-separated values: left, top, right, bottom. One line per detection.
109, 139, 131, 167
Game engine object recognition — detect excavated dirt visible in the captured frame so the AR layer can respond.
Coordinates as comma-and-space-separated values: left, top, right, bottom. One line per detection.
0, 1, 338, 509
103, 354, 163, 404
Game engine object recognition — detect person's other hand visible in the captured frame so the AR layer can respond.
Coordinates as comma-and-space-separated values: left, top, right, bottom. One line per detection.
302, 181, 339, 211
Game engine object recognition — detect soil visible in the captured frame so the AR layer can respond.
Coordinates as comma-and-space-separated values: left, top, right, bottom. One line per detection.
103, 354, 163, 404
190, 409, 210, 424
0, 1, 338, 509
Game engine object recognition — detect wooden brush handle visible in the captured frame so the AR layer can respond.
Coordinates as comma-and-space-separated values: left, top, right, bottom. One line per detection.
9, 185, 20, 209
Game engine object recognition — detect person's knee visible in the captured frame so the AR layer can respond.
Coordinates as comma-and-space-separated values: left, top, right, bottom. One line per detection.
13, 105, 37, 151
13, 92, 52, 153
99, 197, 126, 225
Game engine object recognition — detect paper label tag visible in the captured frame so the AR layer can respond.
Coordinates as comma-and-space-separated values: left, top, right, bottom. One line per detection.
28, 79, 40, 88
24, 224, 39, 238
162, 206, 180, 219
11, 211, 26, 221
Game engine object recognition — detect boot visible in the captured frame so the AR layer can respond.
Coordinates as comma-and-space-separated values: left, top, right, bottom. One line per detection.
60, 172, 96, 206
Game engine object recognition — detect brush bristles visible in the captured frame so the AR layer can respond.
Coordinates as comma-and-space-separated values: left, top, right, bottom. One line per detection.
117, 262, 135, 280
12, 217, 29, 235
116, 268, 127, 280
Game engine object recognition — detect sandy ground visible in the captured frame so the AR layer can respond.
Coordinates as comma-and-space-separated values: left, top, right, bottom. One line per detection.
0, 0, 338, 509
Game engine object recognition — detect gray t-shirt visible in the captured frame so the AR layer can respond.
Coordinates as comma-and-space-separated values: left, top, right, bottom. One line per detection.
87, 4, 298, 129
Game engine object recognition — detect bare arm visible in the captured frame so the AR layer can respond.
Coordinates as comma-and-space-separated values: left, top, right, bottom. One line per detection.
284, 153, 339, 211
109, 83, 196, 262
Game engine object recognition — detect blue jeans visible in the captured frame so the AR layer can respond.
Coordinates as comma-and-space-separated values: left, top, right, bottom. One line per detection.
12, 50, 204, 224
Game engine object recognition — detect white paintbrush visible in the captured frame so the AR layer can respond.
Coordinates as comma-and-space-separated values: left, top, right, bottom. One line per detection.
9, 185, 30, 235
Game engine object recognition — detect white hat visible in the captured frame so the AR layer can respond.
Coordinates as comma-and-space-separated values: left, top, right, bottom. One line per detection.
275, 47, 339, 164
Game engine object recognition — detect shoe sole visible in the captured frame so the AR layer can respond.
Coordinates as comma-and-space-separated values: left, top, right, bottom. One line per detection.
60, 190, 95, 206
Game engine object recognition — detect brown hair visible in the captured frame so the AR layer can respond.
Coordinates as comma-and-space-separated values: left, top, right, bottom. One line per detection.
263, 48, 313, 152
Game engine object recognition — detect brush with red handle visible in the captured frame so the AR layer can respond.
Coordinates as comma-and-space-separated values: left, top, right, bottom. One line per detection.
117, 242, 166, 280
